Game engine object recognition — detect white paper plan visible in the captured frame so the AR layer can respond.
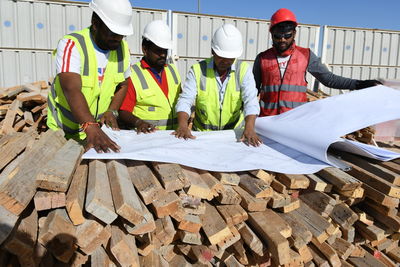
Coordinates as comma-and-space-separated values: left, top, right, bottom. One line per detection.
83, 85, 400, 174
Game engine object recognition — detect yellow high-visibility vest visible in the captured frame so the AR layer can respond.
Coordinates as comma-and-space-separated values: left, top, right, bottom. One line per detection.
130, 62, 181, 130
192, 58, 247, 131
47, 27, 130, 140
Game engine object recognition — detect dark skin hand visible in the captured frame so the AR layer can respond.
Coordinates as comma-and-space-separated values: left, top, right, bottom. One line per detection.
172, 112, 196, 139
119, 110, 156, 134
59, 72, 127, 153
240, 115, 262, 147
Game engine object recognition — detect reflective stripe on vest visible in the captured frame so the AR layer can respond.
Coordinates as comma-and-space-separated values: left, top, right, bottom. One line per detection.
143, 118, 178, 127
194, 116, 244, 130
259, 46, 309, 116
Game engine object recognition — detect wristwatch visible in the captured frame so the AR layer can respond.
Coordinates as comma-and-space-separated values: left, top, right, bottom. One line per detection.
107, 109, 119, 117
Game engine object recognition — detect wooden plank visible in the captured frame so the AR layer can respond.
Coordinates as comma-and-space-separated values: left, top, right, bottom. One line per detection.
276, 173, 310, 189
233, 185, 268, 212
36, 139, 83, 192
224, 254, 245, 267
150, 190, 180, 218
229, 239, 248, 265
169, 254, 191, 267
262, 209, 292, 238
65, 161, 88, 225
0, 99, 20, 135
217, 225, 241, 250
308, 244, 330, 267
178, 230, 202, 245
387, 246, 400, 263
270, 178, 288, 194
291, 201, 332, 243
107, 159, 144, 225
181, 166, 211, 199
342, 152, 400, 186
212, 171, 240, 185
200, 201, 233, 245
299, 191, 336, 217
33, 191, 65, 211
3, 206, 37, 264
330, 202, 359, 229
75, 216, 111, 255
123, 196, 156, 235
216, 204, 248, 226
248, 169, 274, 184
109, 225, 140, 267
23, 111, 34, 125
238, 172, 273, 198
348, 252, 387, 267
151, 216, 176, 248
85, 159, 118, 224
362, 182, 399, 208
127, 160, 164, 205
277, 197, 300, 213
37, 209, 76, 263
268, 191, 290, 208
178, 213, 202, 233
0, 130, 37, 171
354, 221, 385, 242
91, 246, 114, 266
236, 222, 265, 256
330, 237, 355, 260
345, 160, 400, 198
216, 184, 242, 205
318, 167, 362, 191
279, 212, 312, 249
248, 211, 291, 265
378, 160, 400, 175
151, 162, 186, 192
0, 129, 66, 215
306, 173, 333, 192
198, 170, 224, 200
361, 202, 400, 232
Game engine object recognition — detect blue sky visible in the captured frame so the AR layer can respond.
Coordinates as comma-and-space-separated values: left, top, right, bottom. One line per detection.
76, 0, 400, 31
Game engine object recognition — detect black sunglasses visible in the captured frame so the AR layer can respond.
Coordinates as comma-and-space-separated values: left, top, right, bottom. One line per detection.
272, 32, 293, 40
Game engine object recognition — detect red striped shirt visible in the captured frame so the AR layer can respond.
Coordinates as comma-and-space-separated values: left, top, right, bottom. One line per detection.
61, 39, 75, 72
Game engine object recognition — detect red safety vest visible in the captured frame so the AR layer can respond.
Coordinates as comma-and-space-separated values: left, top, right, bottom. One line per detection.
259, 46, 309, 116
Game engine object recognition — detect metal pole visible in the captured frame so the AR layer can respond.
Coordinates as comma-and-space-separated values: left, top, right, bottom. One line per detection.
197, 0, 200, 13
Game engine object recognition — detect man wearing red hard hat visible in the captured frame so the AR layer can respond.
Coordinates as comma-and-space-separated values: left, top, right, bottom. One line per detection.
253, 8, 382, 117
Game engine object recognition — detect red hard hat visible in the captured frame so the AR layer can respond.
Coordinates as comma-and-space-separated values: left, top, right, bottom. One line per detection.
270, 8, 297, 31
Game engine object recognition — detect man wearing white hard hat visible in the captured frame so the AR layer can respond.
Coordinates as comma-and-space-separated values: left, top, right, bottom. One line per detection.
174, 24, 262, 146
119, 20, 181, 132
47, 0, 133, 153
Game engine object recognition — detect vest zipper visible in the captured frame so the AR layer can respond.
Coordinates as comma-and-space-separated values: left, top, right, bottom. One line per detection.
276, 55, 292, 114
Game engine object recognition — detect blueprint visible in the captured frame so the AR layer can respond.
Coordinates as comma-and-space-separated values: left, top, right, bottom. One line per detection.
83, 85, 400, 174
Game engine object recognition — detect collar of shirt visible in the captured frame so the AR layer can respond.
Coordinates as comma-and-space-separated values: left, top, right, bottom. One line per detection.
209, 57, 238, 106
140, 58, 165, 84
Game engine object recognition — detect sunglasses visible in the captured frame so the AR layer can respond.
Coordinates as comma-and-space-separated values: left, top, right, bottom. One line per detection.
272, 32, 293, 40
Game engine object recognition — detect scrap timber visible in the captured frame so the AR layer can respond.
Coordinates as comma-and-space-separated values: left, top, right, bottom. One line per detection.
0, 84, 399, 266
0, 129, 399, 266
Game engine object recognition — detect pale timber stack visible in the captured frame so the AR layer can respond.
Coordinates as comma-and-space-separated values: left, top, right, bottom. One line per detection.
0, 129, 399, 267
0, 81, 49, 137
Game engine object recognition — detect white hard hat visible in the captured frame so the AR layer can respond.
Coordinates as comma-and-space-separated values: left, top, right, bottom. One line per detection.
211, 24, 243, 58
142, 20, 172, 49
89, 0, 133, 36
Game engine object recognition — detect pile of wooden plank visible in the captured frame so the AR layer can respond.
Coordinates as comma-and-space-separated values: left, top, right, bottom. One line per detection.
0, 129, 399, 266
0, 81, 49, 137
